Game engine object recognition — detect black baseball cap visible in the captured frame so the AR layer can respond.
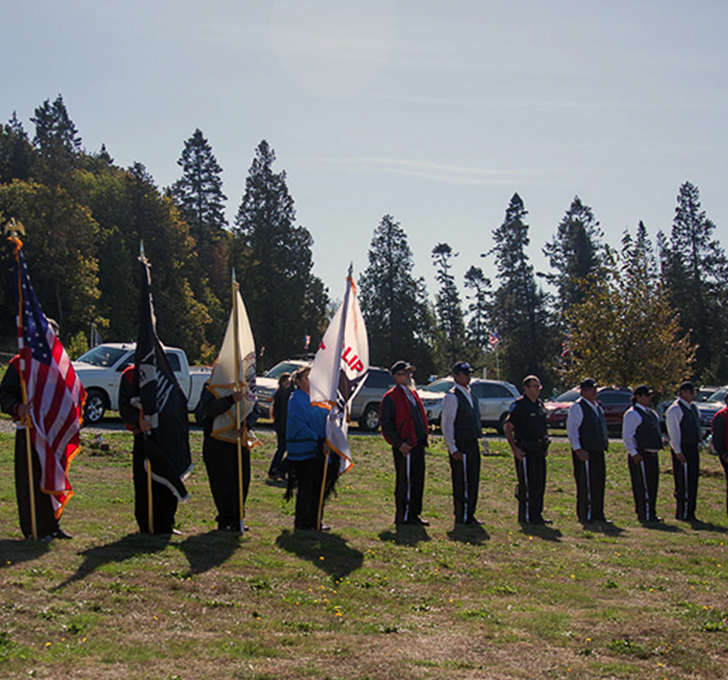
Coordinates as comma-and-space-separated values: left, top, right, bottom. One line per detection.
390, 360, 415, 375
579, 378, 597, 389
451, 361, 474, 375
633, 385, 653, 397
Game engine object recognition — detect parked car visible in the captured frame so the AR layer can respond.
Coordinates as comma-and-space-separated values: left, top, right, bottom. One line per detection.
697, 385, 728, 434
544, 388, 580, 428
349, 366, 395, 431
72, 343, 211, 424
254, 358, 313, 418
418, 378, 519, 434
545, 386, 633, 430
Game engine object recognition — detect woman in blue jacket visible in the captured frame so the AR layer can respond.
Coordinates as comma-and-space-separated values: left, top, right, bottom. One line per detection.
286, 367, 331, 530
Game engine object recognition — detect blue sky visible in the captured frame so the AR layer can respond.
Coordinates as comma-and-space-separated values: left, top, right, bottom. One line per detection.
2, 0, 726, 302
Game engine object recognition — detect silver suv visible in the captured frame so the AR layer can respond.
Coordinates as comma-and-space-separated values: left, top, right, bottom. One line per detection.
418, 378, 519, 434
349, 367, 394, 431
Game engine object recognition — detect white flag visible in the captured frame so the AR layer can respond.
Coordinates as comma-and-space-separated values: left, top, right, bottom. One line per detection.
309, 267, 369, 474
208, 282, 256, 443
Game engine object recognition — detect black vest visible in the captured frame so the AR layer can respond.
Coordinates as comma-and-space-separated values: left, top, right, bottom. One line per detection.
634, 406, 662, 450
678, 400, 701, 447
453, 387, 482, 445
577, 398, 608, 452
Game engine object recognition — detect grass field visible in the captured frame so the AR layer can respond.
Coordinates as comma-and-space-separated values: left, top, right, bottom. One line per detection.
1, 426, 728, 679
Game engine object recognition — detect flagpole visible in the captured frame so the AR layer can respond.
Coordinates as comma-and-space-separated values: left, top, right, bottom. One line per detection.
7, 221, 38, 540
139, 241, 154, 534
233, 270, 245, 534
316, 264, 353, 530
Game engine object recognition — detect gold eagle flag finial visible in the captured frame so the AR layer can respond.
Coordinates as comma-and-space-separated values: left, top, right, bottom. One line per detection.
4, 217, 25, 237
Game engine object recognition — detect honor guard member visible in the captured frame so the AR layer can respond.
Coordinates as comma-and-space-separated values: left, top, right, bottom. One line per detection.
622, 385, 663, 524
566, 378, 611, 525
666, 381, 703, 522
380, 360, 430, 526
441, 361, 482, 525
711, 391, 728, 518
505, 375, 551, 525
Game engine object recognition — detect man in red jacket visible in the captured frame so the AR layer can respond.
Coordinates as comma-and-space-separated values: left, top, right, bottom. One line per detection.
712, 393, 728, 518
379, 360, 430, 526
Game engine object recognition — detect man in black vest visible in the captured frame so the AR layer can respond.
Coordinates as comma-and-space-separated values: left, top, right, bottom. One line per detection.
505, 375, 551, 525
441, 361, 482, 524
566, 378, 611, 525
666, 381, 703, 521
622, 385, 663, 524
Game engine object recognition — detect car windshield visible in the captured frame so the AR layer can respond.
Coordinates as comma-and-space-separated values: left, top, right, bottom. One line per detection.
422, 379, 454, 393
265, 362, 308, 379
707, 386, 728, 403
552, 389, 580, 403
75, 346, 128, 367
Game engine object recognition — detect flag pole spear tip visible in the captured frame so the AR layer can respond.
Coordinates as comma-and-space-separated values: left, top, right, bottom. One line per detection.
139, 240, 145, 258
347, 262, 353, 278
232, 268, 237, 283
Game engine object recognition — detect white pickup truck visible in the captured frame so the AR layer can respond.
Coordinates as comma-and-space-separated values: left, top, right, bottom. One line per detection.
72, 342, 211, 424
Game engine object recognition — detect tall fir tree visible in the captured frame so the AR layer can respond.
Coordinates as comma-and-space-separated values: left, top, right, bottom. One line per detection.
359, 215, 436, 376
431, 242, 466, 366
542, 196, 605, 316
488, 193, 554, 387
230, 140, 329, 366
171, 128, 229, 304
463, 265, 492, 350
658, 181, 728, 382
0, 112, 33, 183
30, 94, 82, 189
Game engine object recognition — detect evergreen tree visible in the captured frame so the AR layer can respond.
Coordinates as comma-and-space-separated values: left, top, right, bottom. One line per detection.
230, 140, 329, 365
431, 242, 466, 365
30, 94, 82, 188
659, 181, 728, 382
621, 220, 658, 284
463, 265, 492, 349
171, 128, 229, 302
542, 196, 605, 315
488, 193, 554, 386
359, 214, 436, 376
0, 112, 33, 183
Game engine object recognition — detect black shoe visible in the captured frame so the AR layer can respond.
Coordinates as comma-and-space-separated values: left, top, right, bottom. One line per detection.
466, 517, 484, 525
529, 517, 552, 526
598, 519, 614, 526
413, 516, 430, 526
319, 524, 331, 531
54, 528, 73, 539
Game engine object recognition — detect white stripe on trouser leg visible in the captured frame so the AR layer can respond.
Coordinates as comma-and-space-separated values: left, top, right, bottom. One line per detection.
522, 456, 530, 523
585, 458, 592, 522
640, 458, 650, 521
683, 461, 689, 520
404, 454, 411, 523
462, 453, 469, 523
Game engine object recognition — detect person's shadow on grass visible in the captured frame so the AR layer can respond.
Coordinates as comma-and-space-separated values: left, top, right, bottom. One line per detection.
51, 532, 172, 590
177, 530, 240, 576
276, 529, 364, 580
446, 522, 490, 545
378, 522, 432, 547
518, 522, 563, 542
0, 538, 51, 568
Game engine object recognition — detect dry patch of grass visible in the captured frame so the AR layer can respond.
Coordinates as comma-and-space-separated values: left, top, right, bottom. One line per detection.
1, 428, 728, 679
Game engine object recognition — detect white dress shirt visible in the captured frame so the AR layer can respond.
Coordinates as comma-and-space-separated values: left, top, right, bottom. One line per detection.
566, 398, 601, 450
622, 403, 659, 457
441, 384, 477, 454
665, 398, 695, 454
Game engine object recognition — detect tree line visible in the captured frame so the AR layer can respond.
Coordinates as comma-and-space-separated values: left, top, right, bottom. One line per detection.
1, 95, 726, 395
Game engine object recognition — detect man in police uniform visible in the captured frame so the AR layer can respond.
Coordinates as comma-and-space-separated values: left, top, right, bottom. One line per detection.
622, 385, 663, 524
566, 378, 611, 525
666, 381, 703, 521
505, 375, 551, 525
441, 361, 482, 525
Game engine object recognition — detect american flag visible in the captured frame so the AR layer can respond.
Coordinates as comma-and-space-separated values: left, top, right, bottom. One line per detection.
488, 332, 500, 348
12, 239, 85, 518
